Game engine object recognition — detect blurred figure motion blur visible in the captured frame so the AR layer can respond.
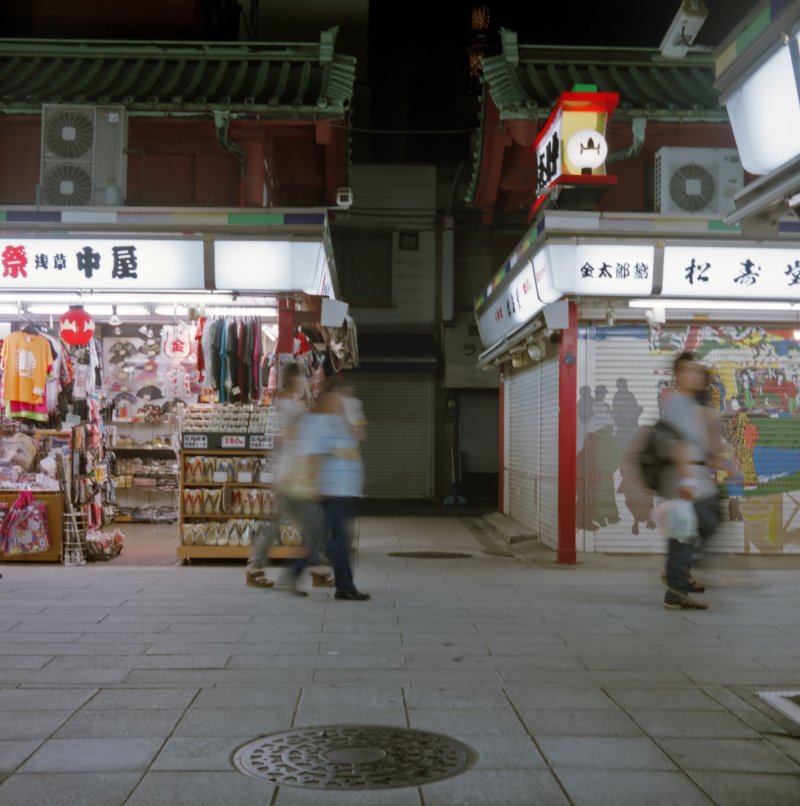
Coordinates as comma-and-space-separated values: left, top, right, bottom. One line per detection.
299, 381, 370, 601
245, 363, 328, 591
661, 353, 722, 610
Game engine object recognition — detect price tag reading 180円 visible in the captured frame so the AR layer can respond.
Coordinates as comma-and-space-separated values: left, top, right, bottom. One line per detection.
249, 435, 274, 450
221, 434, 246, 449
183, 434, 208, 449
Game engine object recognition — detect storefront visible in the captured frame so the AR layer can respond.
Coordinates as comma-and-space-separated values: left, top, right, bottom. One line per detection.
0, 207, 351, 565
476, 210, 800, 561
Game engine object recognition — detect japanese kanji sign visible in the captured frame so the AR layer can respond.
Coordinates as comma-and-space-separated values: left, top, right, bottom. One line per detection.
662, 246, 800, 299
0, 239, 204, 290
547, 244, 655, 297
479, 262, 543, 347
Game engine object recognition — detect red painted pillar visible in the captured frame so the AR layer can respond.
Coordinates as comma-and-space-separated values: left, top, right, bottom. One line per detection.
498, 377, 505, 514
242, 139, 265, 207
557, 301, 578, 564
276, 298, 294, 392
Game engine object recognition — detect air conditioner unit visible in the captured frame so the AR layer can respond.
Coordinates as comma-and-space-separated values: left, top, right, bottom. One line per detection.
40, 105, 128, 207
655, 147, 743, 216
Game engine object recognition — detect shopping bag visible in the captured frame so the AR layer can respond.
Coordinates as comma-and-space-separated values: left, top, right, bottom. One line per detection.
1, 492, 50, 555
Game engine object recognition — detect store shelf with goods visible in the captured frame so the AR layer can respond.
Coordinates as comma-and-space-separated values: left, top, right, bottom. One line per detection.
179, 442, 280, 563
182, 449, 272, 457
182, 481, 273, 488
182, 513, 277, 520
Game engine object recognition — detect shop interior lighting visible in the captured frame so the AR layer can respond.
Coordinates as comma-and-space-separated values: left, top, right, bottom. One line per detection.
0, 293, 240, 306
0, 305, 19, 315
628, 299, 799, 311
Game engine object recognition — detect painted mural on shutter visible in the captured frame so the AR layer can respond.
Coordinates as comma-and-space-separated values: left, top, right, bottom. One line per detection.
582, 324, 800, 556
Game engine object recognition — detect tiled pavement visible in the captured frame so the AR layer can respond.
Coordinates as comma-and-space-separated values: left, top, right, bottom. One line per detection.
0, 516, 798, 805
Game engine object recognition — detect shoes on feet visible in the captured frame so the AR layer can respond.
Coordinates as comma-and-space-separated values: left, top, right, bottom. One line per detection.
334, 590, 370, 601
661, 570, 706, 593
664, 588, 708, 610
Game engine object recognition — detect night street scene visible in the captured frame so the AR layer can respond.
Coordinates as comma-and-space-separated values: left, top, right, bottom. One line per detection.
2, 0, 800, 804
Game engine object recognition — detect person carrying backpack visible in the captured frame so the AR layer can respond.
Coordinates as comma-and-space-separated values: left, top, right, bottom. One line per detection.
644, 352, 721, 609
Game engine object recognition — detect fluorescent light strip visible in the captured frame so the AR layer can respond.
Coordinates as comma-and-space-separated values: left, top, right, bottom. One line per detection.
628, 299, 799, 311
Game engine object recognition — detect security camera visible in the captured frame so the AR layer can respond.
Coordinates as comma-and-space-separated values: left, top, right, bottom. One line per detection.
527, 345, 542, 361
511, 352, 528, 368
660, 0, 710, 58
335, 187, 353, 208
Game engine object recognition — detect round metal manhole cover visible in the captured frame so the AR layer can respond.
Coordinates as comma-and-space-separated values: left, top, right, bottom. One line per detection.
387, 551, 472, 559
233, 725, 478, 790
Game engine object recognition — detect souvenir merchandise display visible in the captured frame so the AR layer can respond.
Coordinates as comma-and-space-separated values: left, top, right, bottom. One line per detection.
0, 491, 50, 555
85, 528, 124, 558
263, 327, 328, 400
0, 324, 76, 427
177, 401, 283, 563
200, 316, 265, 404
71, 404, 110, 531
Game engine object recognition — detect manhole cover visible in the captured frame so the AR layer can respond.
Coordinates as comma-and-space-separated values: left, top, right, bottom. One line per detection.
388, 551, 472, 559
233, 725, 478, 790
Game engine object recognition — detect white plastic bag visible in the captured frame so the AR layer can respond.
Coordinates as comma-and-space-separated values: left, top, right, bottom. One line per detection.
656, 499, 698, 543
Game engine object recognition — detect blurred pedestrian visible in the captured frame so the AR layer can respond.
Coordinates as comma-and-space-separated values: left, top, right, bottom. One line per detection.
661, 353, 721, 609
246, 363, 329, 591
305, 383, 370, 601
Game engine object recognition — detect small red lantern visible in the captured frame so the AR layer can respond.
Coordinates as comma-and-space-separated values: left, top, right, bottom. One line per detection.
59, 306, 95, 346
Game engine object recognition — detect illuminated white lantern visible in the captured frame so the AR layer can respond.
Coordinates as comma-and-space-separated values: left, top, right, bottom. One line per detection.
567, 129, 609, 175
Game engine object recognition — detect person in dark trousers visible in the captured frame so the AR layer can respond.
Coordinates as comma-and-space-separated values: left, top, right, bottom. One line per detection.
299, 386, 369, 601
661, 352, 721, 610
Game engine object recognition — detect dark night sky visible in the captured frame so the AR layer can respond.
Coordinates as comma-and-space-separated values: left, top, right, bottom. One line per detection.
366, 0, 759, 163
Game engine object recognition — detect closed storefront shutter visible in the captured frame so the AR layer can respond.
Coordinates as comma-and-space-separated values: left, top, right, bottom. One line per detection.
351, 375, 434, 498
507, 356, 559, 547
585, 325, 800, 557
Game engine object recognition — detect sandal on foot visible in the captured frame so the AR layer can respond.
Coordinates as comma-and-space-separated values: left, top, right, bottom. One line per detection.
245, 570, 274, 588
310, 570, 335, 587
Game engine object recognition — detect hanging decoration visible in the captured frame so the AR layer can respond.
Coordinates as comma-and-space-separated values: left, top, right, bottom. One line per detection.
59, 305, 95, 346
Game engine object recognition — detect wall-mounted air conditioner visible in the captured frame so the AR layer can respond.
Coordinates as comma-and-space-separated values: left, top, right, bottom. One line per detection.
655, 147, 743, 215
40, 105, 128, 206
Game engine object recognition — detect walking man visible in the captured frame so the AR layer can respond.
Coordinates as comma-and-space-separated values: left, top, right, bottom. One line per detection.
662, 352, 721, 610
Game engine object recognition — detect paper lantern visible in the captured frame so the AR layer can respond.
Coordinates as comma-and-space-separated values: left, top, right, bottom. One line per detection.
59, 306, 95, 346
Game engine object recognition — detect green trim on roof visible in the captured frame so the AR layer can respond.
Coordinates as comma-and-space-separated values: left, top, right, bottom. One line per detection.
227, 213, 285, 226
0, 31, 356, 116
737, 5, 772, 55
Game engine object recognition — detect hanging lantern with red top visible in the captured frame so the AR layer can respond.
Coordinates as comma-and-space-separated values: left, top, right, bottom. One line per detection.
59, 305, 95, 346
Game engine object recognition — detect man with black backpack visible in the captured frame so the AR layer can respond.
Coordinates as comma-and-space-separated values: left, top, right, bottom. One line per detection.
661, 353, 723, 609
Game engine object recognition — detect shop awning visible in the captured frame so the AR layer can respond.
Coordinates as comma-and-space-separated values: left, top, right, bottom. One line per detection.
475, 210, 800, 365
0, 31, 355, 117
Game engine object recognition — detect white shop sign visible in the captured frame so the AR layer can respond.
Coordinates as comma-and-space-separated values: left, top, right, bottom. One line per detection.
183, 434, 208, 449
249, 434, 274, 450
0, 238, 204, 290
663, 246, 800, 299
547, 244, 655, 296
214, 240, 334, 297
478, 262, 543, 346
536, 109, 563, 193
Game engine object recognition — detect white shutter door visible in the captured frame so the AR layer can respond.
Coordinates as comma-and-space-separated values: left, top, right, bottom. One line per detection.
539, 356, 560, 549
507, 355, 559, 547
508, 363, 540, 530
352, 375, 434, 498
588, 327, 670, 552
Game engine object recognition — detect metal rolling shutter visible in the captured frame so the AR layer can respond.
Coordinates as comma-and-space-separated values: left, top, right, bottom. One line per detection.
587, 327, 669, 552
508, 363, 541, 531
352, 375, 434, 498
539, 357, 560, 549
587, 325, 765, 555
507, 356, 560, 547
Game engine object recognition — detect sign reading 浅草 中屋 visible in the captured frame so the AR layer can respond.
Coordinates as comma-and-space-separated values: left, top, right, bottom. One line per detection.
662, 246, 800, 299
0, 238, 204, 290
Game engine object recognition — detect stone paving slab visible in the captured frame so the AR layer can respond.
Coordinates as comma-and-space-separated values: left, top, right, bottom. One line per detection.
1, 516, 800, 804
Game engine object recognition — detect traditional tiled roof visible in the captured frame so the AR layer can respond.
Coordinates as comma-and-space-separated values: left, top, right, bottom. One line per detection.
481, 29, 725, 121
0, 29, 355, 116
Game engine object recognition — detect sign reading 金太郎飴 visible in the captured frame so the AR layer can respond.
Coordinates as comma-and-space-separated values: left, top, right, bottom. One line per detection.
662, 246, 800, 299
0, 238, 204, 290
